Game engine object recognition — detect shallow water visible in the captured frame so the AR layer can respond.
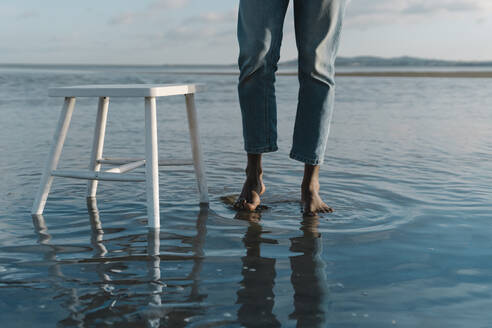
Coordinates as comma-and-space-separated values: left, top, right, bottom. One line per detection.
1, 65, 492, 327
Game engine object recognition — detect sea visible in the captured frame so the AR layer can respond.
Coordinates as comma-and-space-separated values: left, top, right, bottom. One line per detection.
0, 64, 491, 327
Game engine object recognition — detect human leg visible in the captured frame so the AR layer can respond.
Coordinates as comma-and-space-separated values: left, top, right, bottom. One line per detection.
236, 0, 289, 210
291, 0, 348, 214
234, 154, 265, 211
301, 164, 333, 215
290, 0, 348, 165
237, 0, 289, 153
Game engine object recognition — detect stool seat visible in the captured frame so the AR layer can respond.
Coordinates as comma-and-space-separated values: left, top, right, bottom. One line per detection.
32, 83, 209, 228
49, 84, 200, 98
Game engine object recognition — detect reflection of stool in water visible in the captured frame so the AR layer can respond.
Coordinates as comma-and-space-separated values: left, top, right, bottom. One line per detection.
31, 84, 209, 228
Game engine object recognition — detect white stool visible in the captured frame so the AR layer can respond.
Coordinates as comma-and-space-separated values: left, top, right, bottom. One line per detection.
31, 84, 209, 228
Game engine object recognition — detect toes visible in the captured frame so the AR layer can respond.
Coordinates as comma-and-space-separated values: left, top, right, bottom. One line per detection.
303, 210, 317, 217
245, 199, 260, 211
323, 204, 334, 213
320, 206, 333, 213
244, 191, 261, 211
234, 195, 261, 212
233, 198, 246, 209
302, 204, 333, 215
245, 203, 258, 211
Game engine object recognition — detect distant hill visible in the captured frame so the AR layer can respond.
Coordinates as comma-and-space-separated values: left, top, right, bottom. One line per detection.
2, 55, 492, 68
279, 56, 492, 67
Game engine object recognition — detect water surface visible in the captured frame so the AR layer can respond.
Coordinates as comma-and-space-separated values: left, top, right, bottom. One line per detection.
1, 65, 491, 327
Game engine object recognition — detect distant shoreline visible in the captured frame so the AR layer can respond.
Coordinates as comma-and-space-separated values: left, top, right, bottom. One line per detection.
2, 63, 492, 78
336, 71, 492, 78
162, 71, 492, 78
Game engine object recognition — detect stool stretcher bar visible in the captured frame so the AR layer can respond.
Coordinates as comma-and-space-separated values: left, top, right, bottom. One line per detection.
105, 160, 146, 174
97, 158, 194, 166
52, 170, 146, 182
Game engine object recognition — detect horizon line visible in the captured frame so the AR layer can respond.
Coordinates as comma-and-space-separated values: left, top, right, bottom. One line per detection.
1, 55, 492, 67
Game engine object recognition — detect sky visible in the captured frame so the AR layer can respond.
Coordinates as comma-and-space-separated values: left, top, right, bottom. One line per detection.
1, 0, 491, 64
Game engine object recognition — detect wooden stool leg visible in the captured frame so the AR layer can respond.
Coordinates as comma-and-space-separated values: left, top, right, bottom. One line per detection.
185, 94, 209, 204
145, 97, 160, 228
31, 97, 76, 215
87, 97, 109, 198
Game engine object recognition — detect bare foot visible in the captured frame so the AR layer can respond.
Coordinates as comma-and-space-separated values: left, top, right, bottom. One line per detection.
302, 182, 333, 216
234, 169, 265, 211
301, 164, 333, 216
234, 154, 265, 211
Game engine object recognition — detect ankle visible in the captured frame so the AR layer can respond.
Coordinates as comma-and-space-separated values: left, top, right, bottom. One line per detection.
301, 180, 320, 193
302, 164, 320, 192
245, 166, 262, 177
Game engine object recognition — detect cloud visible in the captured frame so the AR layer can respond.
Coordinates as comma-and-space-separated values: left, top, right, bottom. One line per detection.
163, 9, 237, 43
347, 0, 484, 16
17, 10, 39, 20
0, 6, 39, 20
109, 12, 138, 25
344, 0, 489, 28
165, 25, 217, 41
149, 0, 190, 10
402, 0, 481, 14
109, 0, 190, 25
185, 10, 237, 25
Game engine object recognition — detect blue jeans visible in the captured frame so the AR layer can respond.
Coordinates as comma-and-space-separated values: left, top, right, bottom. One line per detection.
237, 0, 347, 165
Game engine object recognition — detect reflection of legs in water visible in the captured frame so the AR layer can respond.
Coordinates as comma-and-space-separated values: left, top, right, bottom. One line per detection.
234, 208, 262, 223
236, 217, 281, 328
30, 204, 210, 326
289, 217, 329, 328
87, 198, 115, 297
87, 198, 163, 327
31, 215, 84, 326
147, 228, 162, 328
32, 214, 61, 278
161, 205, 209, 327
87, 198, 108, 257
187, 204, 208, 303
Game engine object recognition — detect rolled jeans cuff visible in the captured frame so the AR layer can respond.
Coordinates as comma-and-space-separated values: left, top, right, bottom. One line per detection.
245, 145, 278, 154
289, 150, 324, 165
